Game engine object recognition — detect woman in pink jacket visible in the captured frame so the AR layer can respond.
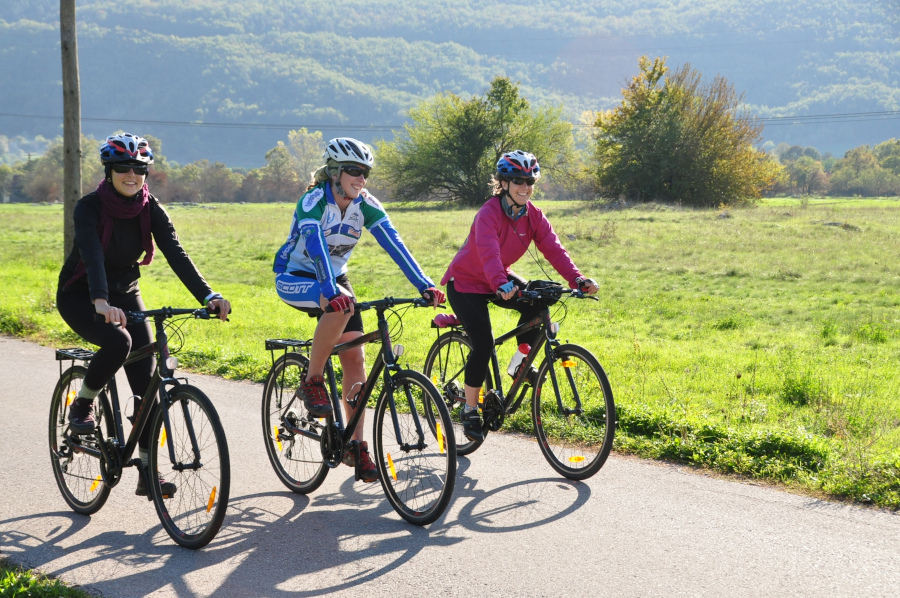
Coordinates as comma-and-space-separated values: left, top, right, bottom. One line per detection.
440, 150, 599, 442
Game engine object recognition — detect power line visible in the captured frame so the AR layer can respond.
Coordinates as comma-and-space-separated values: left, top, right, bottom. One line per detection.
1, 110, 898, 132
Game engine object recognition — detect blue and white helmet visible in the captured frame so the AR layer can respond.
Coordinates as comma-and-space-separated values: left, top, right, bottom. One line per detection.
496, 150, 540, 179
99, 132, 154, 165
324, 137, 374, 168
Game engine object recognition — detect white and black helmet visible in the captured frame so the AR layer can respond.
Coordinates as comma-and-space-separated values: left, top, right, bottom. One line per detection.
324, 137, 375, 168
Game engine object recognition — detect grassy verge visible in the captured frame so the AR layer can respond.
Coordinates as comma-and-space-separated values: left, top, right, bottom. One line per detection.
0, 557, 94, 597
3, 198, 900, 509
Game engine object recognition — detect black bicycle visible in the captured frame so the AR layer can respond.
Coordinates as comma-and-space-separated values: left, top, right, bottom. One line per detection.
262, 297, 456, 526
49, 307, 231, 549
423, 281, 616, 480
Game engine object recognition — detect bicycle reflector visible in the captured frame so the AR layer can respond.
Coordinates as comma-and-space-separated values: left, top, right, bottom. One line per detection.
66, 390, 76, 405
387, 453, 398, 480
561, 360, 577, 368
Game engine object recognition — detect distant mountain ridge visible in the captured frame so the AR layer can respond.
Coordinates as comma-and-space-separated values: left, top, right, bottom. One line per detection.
1, 0, 896, 166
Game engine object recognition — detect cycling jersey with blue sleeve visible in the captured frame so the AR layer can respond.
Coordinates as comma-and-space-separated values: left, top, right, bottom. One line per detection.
273, 182, 435, 300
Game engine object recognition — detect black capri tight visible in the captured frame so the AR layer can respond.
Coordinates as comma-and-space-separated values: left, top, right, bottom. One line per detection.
56, 287, 156, 447
446, 279, 542, 389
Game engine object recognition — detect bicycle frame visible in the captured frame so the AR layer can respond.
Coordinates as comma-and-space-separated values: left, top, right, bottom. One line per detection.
268, 299, 432, 459
57, 310, 204, 486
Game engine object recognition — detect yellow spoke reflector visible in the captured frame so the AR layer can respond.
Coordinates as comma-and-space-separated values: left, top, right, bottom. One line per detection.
89, 475, 102, 492
159, 428, 167, 448
66, 390, 77, 406
561, 360, 577, 368
274, 425, 283, 451
432, 374, 438, 384
437, 422, 444, 454
207, 486, 217, 513
568, 455, 586, 463
387, 453, 398, 480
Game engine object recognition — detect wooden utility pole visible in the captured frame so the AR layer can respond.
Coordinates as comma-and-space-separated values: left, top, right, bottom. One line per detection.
61, 0, 81, 258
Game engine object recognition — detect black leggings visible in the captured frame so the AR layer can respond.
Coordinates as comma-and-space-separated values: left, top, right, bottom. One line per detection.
446, 280, 542, 388
57, 287, 156, 447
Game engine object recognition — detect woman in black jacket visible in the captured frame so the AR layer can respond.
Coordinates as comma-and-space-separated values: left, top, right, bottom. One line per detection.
56, 132, 230, 497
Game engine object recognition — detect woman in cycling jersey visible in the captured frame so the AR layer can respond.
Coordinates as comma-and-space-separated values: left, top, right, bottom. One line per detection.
273, 137, 444, 482
441, 150, 599, 442
57, 132, 231, 498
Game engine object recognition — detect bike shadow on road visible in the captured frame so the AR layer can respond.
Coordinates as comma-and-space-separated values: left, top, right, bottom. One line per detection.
0, 486, 464, 597
447, 456, 593, 533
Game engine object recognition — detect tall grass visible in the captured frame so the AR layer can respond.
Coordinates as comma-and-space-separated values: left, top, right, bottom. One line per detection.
3, 198, 900, 508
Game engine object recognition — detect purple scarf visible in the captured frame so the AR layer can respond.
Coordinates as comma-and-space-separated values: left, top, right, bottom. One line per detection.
64, 180, 154, 289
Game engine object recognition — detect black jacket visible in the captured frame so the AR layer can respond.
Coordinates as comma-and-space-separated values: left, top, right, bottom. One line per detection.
58, 190, 212, 304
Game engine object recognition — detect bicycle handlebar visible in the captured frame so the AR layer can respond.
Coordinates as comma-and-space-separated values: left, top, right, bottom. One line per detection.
324, 297, 446, 313
94, 306, 227, 324
517, 284, 599, 303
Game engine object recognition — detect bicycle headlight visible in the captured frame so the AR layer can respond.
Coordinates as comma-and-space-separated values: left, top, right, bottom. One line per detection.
394, 344, 405, 358
166, 356, 179, 371
550, 322, 561, 335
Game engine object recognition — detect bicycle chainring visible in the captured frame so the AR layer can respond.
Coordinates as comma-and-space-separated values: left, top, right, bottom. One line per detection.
320, 420, 343, 468
481, 390, 506, 432
98, 438, 123, 487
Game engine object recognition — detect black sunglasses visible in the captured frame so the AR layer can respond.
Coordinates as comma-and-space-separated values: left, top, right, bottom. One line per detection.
342, 166, 370, 179
112, 164, 149, 176
510, 176, 536, 186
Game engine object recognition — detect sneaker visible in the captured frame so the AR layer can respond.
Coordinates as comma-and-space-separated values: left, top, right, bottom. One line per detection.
136, 472, 177, 499
342, 441, 379, 482
460, 406, 484, 442
299, 375, 333, 417
67, 398, 96, 435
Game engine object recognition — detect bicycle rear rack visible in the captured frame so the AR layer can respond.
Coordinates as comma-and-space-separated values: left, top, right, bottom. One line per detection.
55, 347, 96, 377
264, 339, 311, 351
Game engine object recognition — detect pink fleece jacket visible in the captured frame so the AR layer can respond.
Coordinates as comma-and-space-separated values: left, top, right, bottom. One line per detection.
440, 196, 581, 294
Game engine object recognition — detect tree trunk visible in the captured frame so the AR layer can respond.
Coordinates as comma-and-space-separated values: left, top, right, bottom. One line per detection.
61, 0, 81, 259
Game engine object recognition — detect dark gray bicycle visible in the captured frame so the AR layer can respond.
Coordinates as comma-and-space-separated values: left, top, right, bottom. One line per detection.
423, 281, 616, 480
49, 307, 230, 549
262, 296, 456, 526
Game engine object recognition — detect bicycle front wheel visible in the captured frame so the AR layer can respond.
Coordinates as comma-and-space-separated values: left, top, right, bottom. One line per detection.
148, 385, 230, 549
532, 344, 616, 480
422, 330, 490, 456
48, 365, 114, 515
373, 371, 457, 526
261, 352, 328, 494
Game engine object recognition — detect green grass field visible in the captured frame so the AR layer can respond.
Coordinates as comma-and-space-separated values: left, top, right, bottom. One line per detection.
3, 197, 900, 508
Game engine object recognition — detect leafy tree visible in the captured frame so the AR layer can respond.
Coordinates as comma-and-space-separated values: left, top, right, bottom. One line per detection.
259, 142, 304, 202
593, 56, 778, 207
377, 76, 574, 205
874, 139, 900, 175
286, 128, 324, 186
830, 145, 900, 196
786, 156, 827, 195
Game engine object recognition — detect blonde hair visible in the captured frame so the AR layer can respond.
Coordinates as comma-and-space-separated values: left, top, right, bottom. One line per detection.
307, 159, 341, 191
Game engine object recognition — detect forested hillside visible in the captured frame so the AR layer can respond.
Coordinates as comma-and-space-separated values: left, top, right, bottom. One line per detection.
1, 0, 897, 166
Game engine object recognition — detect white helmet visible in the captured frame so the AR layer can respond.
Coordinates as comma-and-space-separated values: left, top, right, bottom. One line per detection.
324, 137, 374, 168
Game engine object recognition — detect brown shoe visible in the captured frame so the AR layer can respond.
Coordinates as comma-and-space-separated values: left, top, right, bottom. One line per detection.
67, 398, 96, 435
342, 441, 379, 483
136, 472, 177, 499
299, 375, 333, 417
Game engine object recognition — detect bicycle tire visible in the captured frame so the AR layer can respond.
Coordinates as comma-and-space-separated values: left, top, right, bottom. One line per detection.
148, 385, 230, 549
373, 370, 457, 526
261, 352, 328, 493
48, 365, 115, 515
532, 344, 616, 480
422, 331, 490, 455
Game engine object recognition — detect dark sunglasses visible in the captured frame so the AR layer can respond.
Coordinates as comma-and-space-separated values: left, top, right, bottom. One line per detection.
112, 164, 149, 176
510, 176, 536, 186
342, 166, 370, 179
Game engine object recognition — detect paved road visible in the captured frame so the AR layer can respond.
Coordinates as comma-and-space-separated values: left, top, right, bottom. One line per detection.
1, 335, 898, 597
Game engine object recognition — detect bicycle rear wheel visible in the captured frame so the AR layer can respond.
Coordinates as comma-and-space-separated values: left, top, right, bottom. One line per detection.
373, 371, 456, 526
261, 352, 328, 493
48, 365, 114, 515
422, 330, 490, 455
532, 344, 616, 480
148, 385, 230, 549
